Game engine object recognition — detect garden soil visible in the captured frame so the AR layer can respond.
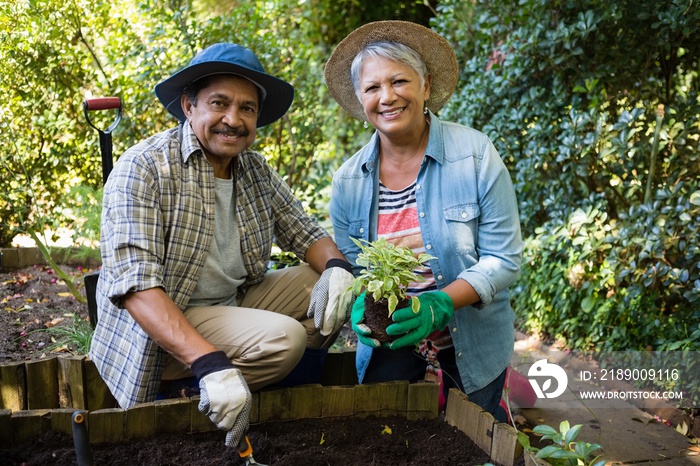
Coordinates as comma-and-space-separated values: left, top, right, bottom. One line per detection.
0, 266, 507, 465
4, 415, 496, 466
0, 265, 90, 362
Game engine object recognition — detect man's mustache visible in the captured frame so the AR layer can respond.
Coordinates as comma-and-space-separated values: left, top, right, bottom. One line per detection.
213, 125, 249, 137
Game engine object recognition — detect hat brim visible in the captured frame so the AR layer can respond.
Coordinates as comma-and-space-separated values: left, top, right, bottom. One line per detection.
155, 61, 294, 128
324, 21, 459, 121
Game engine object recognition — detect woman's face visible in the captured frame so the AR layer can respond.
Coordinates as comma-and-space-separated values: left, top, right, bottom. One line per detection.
357, 55, 430, 141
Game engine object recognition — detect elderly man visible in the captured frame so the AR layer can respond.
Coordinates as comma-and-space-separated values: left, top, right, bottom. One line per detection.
89, 43, 354, 448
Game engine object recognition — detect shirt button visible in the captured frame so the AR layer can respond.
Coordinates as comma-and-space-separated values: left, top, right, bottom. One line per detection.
416, 184, 421, 189
359, 228, 365, 234
419, 212, 425, 218
452, 327, 457, 332
437, 275, 443, 280
426, 244, 432, 250
457, 352, 463, 358
461, 212, 467, 219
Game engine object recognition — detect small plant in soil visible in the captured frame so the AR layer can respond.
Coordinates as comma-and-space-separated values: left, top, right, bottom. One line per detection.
518, 420, 605, 466
350, 237, 435, 342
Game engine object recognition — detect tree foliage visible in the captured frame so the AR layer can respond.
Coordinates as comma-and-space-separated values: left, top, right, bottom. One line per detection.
433, 0, 700, 351
0, 0, 434, 247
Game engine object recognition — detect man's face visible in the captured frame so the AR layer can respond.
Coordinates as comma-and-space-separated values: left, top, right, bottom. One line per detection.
181, 75, 259, 165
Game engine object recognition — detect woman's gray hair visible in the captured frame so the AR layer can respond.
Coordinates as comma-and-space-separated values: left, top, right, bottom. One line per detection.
350, 41, 428, 100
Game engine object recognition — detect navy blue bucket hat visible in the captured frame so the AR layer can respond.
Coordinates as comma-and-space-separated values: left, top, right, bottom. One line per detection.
155, 43, 294, 127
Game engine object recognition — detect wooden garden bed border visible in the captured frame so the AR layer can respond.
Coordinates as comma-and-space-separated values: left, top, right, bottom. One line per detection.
0, 350, 544, 466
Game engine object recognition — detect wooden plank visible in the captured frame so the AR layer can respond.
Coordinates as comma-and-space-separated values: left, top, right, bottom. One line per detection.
188, 396, 215, 433
155, 398, 192, 434
11, 409, 52, 445
249, 391, 260, 424
57, 355, 86, 409
259, 387, 292, 421
476, 409, 495, 455
321, 386, 354, 417
0, 361, 26, 410
380, 381, 409, 417
25, 357, 59, 409
444, 388, 468, 431
463, 400, 483, 443
491, 421, 523, 466
84, 357, 117, 410
126, 401, 156, 439
524, 451, 551, 466
353, 383, 382, 418
291, 384, 323, 420
0, 409, 12, 448
407, 382, 439, 420
0, 247, 20, 270
50, 407, 80, 436
88, 408, 125, 444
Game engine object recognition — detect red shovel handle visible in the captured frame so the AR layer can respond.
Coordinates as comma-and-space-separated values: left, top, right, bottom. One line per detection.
84, 97, 121, 111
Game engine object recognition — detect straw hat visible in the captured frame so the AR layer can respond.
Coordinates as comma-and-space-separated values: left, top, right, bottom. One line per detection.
155, 43, 294, 127
324, 20, 458, 121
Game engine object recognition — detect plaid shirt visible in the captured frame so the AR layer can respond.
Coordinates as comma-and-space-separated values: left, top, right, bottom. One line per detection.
89, 123, 329, 408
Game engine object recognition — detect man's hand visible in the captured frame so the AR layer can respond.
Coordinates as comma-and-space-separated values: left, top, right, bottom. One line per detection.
385, 291, 454, 349
192, 351, 251, 448
307, 259, 355, 336
350, 291, 381, 348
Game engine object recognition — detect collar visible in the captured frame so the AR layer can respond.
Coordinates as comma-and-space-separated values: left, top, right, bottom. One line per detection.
360, 111, 445, 173
179, 121, 204, 164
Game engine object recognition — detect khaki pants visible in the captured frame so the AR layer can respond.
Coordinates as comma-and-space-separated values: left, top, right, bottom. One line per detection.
162, 264, 334, 391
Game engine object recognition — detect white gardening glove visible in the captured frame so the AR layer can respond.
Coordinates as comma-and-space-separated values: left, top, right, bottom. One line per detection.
307, 258, 356, 336
191, 351, 251, 448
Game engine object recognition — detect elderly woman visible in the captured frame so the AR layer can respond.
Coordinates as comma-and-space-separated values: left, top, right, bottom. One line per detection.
324, 21, 523, 420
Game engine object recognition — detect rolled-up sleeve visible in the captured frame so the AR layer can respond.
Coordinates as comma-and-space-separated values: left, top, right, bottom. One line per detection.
101, 153, 166, 308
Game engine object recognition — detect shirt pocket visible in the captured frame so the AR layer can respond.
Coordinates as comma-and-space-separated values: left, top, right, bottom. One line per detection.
443, 203, 479, 256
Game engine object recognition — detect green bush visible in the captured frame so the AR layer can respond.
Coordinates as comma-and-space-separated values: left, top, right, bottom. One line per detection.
433, 0, 700, 351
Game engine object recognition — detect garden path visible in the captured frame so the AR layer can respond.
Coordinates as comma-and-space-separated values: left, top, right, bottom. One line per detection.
511, 333, 699, 465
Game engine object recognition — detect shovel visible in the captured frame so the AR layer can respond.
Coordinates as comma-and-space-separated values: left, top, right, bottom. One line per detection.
83, 96, 121, 185
82, 96, 121, 329
237, 434, 267, 466
72, 411, 94, 466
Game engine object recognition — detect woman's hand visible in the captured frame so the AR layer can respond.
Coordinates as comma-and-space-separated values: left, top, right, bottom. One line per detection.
385, 291, 454, 349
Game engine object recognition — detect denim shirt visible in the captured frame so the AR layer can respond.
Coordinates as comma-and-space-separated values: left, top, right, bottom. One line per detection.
330, 112, 523, 393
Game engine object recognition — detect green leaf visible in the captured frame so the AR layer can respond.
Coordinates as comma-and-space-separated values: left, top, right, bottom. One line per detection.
563, 424, 581, 445
411, 296, 420, 313
690, 191, 700, 206
549, 449, 580, 459
516, 431, 531, 450
581, 296, 596, 312
388, 294, 398, 315
532, 425, 558, 437
367, 281, 382, 293
536, 445, 564, 459
559, 420, 570, 435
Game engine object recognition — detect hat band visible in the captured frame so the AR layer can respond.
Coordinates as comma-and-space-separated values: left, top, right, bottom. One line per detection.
188, 72, 268, 103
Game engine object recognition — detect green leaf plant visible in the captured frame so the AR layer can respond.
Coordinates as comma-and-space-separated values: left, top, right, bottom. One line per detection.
350, 237, 435, 316
517, 420, 605, 466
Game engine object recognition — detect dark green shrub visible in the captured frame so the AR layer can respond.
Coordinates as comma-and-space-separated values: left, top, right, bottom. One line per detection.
433, 0, 700, 351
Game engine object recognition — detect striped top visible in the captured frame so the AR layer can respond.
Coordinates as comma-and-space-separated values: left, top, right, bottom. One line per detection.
377, 181, 452, 349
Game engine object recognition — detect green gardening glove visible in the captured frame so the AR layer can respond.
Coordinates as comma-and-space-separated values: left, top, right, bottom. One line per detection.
350, 292, 381, 348
385, 291, 454, 350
